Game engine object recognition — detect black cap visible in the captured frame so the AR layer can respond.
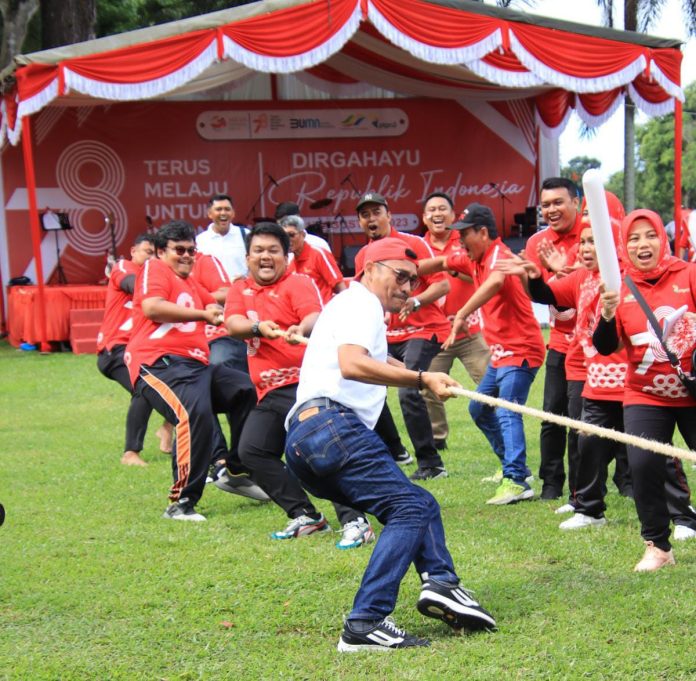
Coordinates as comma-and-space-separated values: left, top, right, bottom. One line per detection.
356, 192, 389, 212
275, 202, 300, 220
449, 202, 496, 230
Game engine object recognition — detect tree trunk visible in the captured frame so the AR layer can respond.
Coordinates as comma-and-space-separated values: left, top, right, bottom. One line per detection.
0, 0, 40, 70
623, 96, 636, 211
622, 0, 638, 211
41, 0, 96, 49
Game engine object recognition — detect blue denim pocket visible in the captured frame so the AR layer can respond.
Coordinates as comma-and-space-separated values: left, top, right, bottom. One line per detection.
289, 412, 350, 477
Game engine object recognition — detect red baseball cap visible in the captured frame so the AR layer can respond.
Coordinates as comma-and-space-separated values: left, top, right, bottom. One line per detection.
355, 237, 418, 279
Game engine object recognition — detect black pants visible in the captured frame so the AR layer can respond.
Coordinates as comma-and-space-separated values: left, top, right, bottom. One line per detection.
97, 345, 153, 453
238, 384, 362, 524
388, 336, 442, 468
566, 379, 584, 501
136, 356, 255, 507
375, 402, 406, 460
539, 348, 575, 496
623, 404, 696, 550
574, 399, 631, 518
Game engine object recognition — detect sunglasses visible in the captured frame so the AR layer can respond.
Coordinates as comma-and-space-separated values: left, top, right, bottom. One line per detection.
376, 262, 420, 290
168, 245, 197, 256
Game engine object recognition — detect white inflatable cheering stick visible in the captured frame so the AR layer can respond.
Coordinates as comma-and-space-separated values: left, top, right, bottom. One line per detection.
582, 169, 622, 293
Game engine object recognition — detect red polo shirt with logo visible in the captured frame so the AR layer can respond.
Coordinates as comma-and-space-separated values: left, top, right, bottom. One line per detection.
224, 271, 323, 401
446, 239, 545, 368
288, 242, 343, 303
192, 253, 230, 343
424, 229, 482, 339
126, 258, 215, 384
97, 258, 139, 352
524, 215, 582, 354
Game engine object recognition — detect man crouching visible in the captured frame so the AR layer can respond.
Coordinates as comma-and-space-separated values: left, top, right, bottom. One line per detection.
284, 237, 496, 651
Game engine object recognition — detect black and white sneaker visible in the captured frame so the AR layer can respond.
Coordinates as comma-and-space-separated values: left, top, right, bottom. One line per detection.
393, 448, 414, 466
417, 578, 496, 631
162, 500, 206, 522
337, 617, 430, 652
213, 468, 270, 502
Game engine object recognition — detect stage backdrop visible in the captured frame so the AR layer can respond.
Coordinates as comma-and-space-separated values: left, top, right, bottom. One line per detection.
1, 98, 536, 285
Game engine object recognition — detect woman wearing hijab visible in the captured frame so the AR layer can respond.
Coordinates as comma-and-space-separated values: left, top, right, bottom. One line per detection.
594, 209, 696, 571
497, 194, 634, 518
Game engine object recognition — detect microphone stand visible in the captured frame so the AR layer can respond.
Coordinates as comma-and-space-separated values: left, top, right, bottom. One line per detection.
498, 187, 512, 239
245, 175, 276, 225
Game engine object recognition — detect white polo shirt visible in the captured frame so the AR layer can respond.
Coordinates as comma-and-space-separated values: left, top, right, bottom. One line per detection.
196, 223, 248, 279
287, 281, 387, 430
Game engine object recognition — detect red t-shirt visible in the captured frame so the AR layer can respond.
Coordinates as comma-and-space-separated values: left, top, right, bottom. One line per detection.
192, 253, 230, 343
615, 264, 696, 407
424, 230, 482, 338
224, 271, 323, 401
97, 258, 139, 352
547, 268, 627, 398
355, 228, 451, 343
125, 258, 215, 384
447, 239, 545, 368
525, 215, 582, 354
288, 242, 343, 303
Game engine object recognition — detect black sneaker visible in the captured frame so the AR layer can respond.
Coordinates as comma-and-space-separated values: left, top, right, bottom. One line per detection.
393, 448, 414, 466
410, 466, 448, 481
213, 468, 270, 502
162, 500, 206, 522
540, 486, 562, 501
417, 578, 496, 631
337, 617, 430, 652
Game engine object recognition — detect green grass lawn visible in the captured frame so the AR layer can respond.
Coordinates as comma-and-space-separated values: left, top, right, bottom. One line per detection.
1, 340, 695, 680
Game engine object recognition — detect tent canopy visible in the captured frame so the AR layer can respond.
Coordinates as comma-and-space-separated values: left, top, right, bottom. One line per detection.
1, 0, 684, 146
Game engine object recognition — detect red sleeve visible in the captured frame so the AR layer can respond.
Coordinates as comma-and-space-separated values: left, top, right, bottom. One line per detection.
223, 279, 248, 319
289, 274, 323, 319
193, 254, 230, 293
189, 277, 215, 307
315, 248, 344, 289
546, 269, 581, 309
111, 259, 136, 289
445, 252, 474, 276
140, 259, 172, 301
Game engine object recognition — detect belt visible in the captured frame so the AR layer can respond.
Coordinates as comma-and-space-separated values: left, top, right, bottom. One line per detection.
294, 397, 344, 424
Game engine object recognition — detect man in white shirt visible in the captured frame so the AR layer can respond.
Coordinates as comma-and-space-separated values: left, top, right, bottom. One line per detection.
195, 194, 249, 371
284, 237, 496, 652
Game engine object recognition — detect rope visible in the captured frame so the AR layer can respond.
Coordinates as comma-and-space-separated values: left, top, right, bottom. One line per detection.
447, 386, 696, 464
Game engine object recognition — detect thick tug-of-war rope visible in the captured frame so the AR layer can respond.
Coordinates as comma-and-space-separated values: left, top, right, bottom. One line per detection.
447, 386, 696, 464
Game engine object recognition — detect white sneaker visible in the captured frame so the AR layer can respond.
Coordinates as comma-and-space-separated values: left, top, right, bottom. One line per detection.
673, 524, 696, 541
554, 503, 576, 515
336, 518, 376, 550
559, 513, 607, 530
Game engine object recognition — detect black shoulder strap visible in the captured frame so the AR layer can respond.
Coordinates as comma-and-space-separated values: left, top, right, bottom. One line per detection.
624, 275, 681, 369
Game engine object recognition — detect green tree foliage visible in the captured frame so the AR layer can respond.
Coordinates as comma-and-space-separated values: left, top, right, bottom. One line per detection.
96, 0, 256, 36
561, 156, 602, 186
606, 82, 696, 220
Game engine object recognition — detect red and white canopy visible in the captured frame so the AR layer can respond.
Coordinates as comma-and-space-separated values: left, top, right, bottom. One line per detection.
1, 0, 683, 146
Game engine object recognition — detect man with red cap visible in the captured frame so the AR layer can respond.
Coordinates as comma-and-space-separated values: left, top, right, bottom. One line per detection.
354, 192, 451, 481
285, 237, 496, 652
421, 203, 545, 505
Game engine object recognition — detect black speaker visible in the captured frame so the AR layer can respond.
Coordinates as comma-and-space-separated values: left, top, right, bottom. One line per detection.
340, 245, 363, 276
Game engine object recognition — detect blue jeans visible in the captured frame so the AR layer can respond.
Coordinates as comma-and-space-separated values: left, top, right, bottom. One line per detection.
285, 404, 458, 621
209, 336, 249, 373
469, 362, 538, 483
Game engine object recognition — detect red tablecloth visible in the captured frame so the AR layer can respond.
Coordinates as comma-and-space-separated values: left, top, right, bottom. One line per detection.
7, 285, 107, 346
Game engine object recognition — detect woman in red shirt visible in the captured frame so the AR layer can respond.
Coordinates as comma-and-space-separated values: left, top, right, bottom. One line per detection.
595, 209, 696, 571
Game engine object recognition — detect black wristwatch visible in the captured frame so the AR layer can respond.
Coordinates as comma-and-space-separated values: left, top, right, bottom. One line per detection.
251, 321, 262, 337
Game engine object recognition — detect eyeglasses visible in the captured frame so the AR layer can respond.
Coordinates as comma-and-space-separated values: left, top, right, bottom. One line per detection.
376, 262, 420, 290
168, 245, 197, 256
285, 231, 301, 239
